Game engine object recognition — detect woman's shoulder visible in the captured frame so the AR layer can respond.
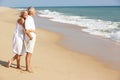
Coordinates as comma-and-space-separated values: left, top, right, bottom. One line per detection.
17, 17, 25, 25
18, 17, 25, 22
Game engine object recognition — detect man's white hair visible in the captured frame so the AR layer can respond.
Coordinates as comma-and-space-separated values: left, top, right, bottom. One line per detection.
27, 7, 35, 12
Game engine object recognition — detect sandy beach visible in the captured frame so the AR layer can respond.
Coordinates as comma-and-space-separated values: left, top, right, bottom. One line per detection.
0, 7, 120, 80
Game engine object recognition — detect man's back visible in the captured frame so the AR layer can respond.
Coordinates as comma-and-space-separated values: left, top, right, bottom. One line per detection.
25, 15, 35, 30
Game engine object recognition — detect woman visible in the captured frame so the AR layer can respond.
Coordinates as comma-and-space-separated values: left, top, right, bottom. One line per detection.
7, 10, 28, 68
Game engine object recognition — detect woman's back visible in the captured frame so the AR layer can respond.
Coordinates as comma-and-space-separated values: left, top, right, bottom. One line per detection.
13, 18, 26, 55
15, 22, 25, 39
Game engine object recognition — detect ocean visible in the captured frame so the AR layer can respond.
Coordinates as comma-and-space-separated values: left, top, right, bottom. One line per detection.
17, 6, 120, 42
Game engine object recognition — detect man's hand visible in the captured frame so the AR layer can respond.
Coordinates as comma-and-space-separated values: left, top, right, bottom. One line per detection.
25, 30, 33, 40
30, 36, 33, 40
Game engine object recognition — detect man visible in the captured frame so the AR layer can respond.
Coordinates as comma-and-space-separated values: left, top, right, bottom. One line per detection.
25, 7, 36, 72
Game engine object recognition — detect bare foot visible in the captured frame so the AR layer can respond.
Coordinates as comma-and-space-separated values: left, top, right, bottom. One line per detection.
7, 60, 12, 68
25, 69, 34, 73
16, 66, 22, 69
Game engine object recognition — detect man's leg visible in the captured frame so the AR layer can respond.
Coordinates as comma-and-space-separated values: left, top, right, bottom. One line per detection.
25, 36, 36, 72
25, 52, 32, 72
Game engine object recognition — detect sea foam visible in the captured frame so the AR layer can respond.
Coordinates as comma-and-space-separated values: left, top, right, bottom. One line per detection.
38, 9, 120, 42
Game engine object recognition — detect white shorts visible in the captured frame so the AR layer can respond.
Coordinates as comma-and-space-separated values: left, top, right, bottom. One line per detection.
26, 35, 36, 53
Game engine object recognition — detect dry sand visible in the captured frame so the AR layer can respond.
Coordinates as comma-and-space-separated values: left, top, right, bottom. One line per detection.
0, 7, 120, 80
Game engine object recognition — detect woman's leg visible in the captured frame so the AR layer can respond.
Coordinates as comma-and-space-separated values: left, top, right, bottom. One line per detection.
16, 55, 21, 69
7, 54, 18, 68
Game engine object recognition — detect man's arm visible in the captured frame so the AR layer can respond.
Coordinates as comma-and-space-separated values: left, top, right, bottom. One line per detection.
28, 29, 36, 33
25, 29, 33, 40
24, 17, 33, 40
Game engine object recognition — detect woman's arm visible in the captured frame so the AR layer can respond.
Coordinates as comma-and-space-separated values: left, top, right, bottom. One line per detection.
18, 18, 33, 40
17, 18, 24, 27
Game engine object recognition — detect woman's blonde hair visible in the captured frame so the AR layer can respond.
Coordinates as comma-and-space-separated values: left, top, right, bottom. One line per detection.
20, 10, 28, 17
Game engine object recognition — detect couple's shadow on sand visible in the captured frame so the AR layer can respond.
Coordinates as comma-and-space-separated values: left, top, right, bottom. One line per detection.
0, 60, 8, 67
0, 60, 25, 69
0, 60, 33, 73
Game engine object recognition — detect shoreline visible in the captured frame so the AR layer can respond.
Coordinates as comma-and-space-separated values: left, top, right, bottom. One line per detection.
0, 7, 120, 80
35, 15, 120, 71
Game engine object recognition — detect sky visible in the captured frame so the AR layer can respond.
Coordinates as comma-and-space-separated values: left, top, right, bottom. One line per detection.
0, 0, 120, 7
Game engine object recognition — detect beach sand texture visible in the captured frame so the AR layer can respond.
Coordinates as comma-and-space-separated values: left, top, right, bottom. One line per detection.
0, 7, 120, 80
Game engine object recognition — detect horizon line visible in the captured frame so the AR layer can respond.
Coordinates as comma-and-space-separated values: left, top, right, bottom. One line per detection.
11, 5, 120, 8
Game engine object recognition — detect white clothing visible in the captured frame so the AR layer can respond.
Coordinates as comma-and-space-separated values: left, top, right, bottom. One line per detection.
25, 15, 35, 30
26, 35, 36, 53
25, 15, 36, 53
13, 22, 25, 55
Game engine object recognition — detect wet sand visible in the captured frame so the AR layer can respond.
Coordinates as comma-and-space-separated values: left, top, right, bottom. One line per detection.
35, 15, 120, 70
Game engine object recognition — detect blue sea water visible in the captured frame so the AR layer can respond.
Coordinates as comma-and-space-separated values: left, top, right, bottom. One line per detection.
36, 6, 120, 22
16, 6, 120, 42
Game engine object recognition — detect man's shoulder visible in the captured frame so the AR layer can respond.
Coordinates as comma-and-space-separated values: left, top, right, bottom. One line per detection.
28, 15, 33, 18
26, 15, 33, 21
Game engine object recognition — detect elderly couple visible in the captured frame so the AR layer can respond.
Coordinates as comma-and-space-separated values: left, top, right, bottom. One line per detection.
7, 7, 36, 72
